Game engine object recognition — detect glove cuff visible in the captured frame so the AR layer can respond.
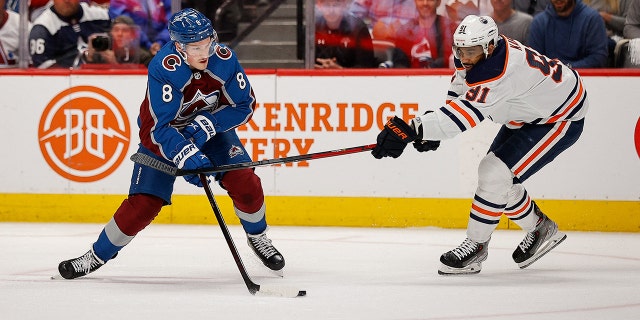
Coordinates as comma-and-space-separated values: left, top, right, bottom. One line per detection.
171, 142, 199, 169
410, 117, 423, 140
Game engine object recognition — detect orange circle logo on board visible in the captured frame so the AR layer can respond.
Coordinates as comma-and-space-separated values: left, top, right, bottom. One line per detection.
38, 86, 131, 182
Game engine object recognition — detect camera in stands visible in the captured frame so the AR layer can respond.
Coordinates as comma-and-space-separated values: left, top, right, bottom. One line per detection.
91, 34, 111, 52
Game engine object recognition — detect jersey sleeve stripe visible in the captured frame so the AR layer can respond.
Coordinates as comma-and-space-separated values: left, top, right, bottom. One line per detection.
460, 100, 485, 121
449, 101, 478, 128
439, 106, 467, 131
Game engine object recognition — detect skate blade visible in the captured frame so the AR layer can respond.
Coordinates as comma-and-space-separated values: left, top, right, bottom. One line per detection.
50, 274, 67, 280
438, 262, 482, 275
247, 251, 285, 277
269, 268, 284, 278
518, 232, 567, 269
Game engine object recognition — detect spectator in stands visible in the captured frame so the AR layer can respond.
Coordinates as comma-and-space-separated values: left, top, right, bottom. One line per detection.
624, 0, 640, 38
29, 0, 111, 68
514, 0, 550, 15
5, 0, 51, 21
585, 0, 632, 37
349, 0, 417, 41
0, 0, 30, 66
491, 0, 533, 44
444, 0, 480, 24
393, 0, 456, 68
83, 15, 153, 66
584, 0, 632, 66
108, 0, 171, 56
529, 0, 608, 68
315, 0, 377, 68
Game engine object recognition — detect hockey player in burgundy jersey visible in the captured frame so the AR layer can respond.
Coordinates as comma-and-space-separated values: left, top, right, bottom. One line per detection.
372, 15, 587, 275
58, 8, 285, 280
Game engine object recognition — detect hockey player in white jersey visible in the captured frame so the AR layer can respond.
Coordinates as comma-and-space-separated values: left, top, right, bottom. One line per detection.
372, 15, 587, 275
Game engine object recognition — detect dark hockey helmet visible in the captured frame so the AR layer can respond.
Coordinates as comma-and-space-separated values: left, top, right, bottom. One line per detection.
168, 8, 218, 55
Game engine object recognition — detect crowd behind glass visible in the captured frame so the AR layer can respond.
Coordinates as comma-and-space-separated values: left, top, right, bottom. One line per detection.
1, 0, 639, 69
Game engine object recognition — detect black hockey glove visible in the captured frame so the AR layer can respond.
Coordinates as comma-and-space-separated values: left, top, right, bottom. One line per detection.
372, 116, 417, 159
413, 140, 440, 152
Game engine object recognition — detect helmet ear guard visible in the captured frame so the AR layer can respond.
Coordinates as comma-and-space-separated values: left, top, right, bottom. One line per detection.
452, 15, 499, 59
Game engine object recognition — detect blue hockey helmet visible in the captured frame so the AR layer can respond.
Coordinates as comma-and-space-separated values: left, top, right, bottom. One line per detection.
168, 8, 218, 45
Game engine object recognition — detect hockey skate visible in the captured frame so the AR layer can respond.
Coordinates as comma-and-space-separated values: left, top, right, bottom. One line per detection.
512, 207, 567, 269
58, 248, 107, 279
247, 230, 285, 271
438, 238, 490, 275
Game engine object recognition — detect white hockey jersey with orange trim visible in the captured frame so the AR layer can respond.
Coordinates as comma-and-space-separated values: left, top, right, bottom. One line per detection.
416, 35, 589, 141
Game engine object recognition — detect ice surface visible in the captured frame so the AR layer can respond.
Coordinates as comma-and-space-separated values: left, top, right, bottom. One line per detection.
1, 223, 639, 320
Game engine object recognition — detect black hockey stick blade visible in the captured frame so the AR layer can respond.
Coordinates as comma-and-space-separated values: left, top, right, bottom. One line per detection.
130, 143, 376, 176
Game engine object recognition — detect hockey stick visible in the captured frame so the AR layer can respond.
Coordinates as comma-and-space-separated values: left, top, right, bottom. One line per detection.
129, 144, 377, 176
199, 174, 306, 297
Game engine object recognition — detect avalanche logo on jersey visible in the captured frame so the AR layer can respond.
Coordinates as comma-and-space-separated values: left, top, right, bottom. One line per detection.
171, 70, 227, 127
38, 86, 131, 182
183, 89, 220, 111
162, 54, 182, 71
228, 145, 244, 158
172, 89, 221, 127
